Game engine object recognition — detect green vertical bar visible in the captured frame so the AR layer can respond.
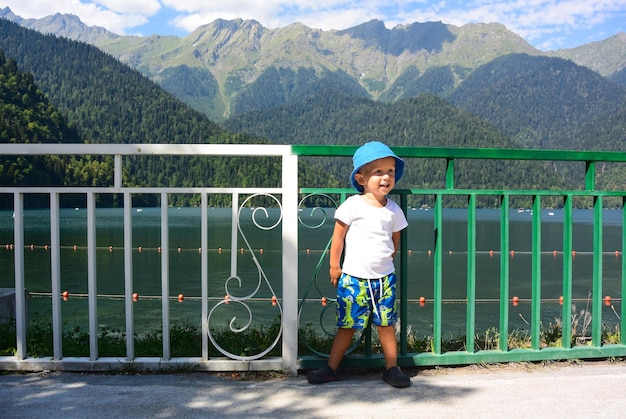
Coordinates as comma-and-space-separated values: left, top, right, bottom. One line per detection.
592, 195, 603, 346
499, 195, 510, 351
433, 194, 443, 355
446, 159, 454, 190
531, 195, 541, 350
399, 192, 408, 355
622, 197, 626, 345
562, 194, 573, 349
466, 194, 476, 353
585, 161, 595, 191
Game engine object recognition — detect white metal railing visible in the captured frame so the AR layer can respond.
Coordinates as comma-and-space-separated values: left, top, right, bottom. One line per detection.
0, 144, 299, 374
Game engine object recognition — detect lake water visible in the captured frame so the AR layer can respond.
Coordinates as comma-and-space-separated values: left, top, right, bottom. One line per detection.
0, 207, 623, 337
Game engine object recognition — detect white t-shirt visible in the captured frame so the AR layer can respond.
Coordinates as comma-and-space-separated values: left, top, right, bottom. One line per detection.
334, 194, 408, 279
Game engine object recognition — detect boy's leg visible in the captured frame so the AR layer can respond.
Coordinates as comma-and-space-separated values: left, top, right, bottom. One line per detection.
377, 325, 397, 369
378, 325, 411, 388
307, 328, 356, 384
328, 328, 357, 370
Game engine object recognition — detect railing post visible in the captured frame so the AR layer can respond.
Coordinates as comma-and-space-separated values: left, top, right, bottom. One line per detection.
123, 192, 135, 360
87, 192, 98, 360
161, 192, 170, 360
13, 192, 26, 360
562, 194, 573, 348
585, 161, 595, 191
466, 194, 477, 353
445, 159, 455, 190
282, 150, 299, 375
433, 193, 443, 355
50, 192, 62, 360
399, 191, 408, 356
592, 195, 603, 346
623, 197, 626, 345
531, 195, 542, 350
499, 194, 510, 351
201, 193, 209, 361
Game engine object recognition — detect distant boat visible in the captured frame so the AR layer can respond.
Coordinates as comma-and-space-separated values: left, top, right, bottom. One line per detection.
517, 208, 524, 213
136, 208, 143, 212
548, 211, 555, 216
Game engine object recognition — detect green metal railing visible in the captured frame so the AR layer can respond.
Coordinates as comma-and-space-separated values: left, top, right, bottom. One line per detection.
294, 145, 626, 368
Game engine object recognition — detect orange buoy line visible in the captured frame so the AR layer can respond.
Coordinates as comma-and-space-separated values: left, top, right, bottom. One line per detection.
3, 244, 623, 256
27, 292, 284, 304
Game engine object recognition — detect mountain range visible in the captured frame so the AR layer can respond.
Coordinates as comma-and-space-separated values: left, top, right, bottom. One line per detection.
2, 7, 625, 124
2, 8, 626, 205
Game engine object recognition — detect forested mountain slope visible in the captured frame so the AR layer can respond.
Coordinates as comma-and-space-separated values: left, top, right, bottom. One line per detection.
0, 20, 338, 207
449, 54, 626, 151
224, 92, 572, 201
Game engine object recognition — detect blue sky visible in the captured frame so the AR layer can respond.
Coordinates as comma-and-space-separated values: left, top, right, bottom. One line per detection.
2, 0, 625, 51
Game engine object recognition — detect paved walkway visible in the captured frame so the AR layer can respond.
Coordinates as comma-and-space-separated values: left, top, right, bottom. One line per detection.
1, 362, 626, 418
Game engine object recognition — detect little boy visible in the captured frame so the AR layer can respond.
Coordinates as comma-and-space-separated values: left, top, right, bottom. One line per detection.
307, 141, 411, 388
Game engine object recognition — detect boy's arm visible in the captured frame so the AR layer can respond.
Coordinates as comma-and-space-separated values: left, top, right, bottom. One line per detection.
329, 220, 348, 287
392, 230, 401, 259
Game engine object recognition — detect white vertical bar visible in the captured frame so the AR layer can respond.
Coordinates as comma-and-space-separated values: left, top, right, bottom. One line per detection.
124, 192, 134, 360
50, 192, 62, 360
87, 192, 98, 360
230, 192, 239, 279
114, 154, 122, 189
201, 193, 209, 360
161, 192, 170, 360
13, 193, 26, 360
281, 151, 298, 375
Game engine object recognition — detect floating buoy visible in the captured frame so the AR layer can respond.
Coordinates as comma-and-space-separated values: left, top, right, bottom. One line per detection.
62, 291, 69, 301
510, 250, 515, 256
177, 247, 181, 253
109, 245, 113, 252
218, 247, 222, 254
178, 293, 184, 302
198, 247, 202, 253
512, 296, 519, 306
306, 249, 310, 254
224, 294, 230, 304
419, 296, 426, 307
271, 296, 277, 306
73, 245, 77, 251
559, 296, 564, 305
44, 244, 49, 250
427, 250, 432, 256
240, 248, 244, 254
321, 297, 327, 306
408, 249, 413, 255
30, 244, 34, 250
616, 251, 620, 256
605, 295, 611, 306
553, 250, 557, 256
138, 246, 142, 252
572, 250, 576, 256
489, 250, 494, 257
260, 248, 264, 254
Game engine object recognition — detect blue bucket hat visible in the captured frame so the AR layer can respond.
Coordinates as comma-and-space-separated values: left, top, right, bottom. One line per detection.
350, 141, 404, 192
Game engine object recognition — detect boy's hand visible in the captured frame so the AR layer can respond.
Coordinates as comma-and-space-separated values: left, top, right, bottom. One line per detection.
329, 266, 342, 287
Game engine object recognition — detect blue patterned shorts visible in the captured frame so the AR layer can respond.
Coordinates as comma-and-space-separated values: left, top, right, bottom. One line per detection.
336, 272, 397, 329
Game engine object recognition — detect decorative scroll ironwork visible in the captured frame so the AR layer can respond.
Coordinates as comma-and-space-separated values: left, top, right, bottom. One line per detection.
207, 193, 283, 360
297, 193, 365, 356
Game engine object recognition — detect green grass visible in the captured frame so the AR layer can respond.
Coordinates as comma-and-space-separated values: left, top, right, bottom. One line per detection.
0, 316, 621, 359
